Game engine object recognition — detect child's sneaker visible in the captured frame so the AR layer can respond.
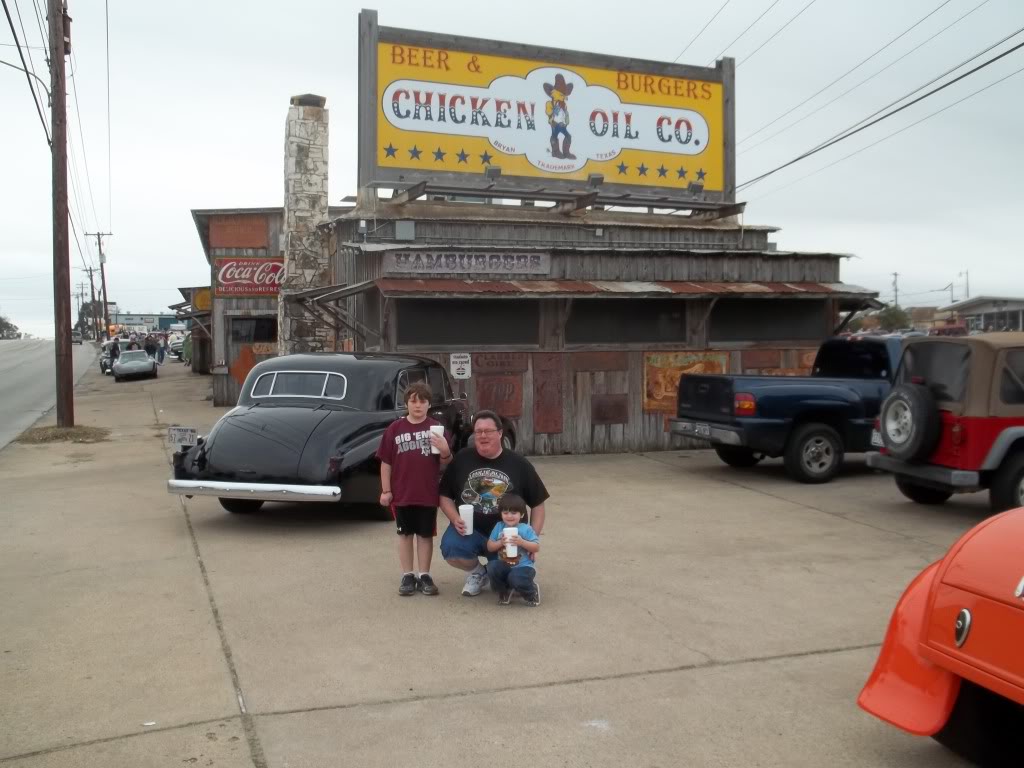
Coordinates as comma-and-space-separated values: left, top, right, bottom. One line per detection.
417, 574, 439, 596
522, 583, 541, 607
497, 591, 512, 605
398, 573, 418, 596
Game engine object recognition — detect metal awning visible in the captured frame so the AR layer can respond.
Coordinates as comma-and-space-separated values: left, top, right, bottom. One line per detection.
375, 278, 879, 302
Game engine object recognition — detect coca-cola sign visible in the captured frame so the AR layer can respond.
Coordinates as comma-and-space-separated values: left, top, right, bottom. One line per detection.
214, 258, 284, 297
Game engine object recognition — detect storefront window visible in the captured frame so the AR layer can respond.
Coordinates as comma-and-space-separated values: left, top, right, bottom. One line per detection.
396, 299, 539, 347
710, 299, 826, 342
230, 317, 278, 343
565, 299, 687, 344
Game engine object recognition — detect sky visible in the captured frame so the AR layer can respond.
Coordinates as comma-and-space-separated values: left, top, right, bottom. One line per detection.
2, 0, 1022, 337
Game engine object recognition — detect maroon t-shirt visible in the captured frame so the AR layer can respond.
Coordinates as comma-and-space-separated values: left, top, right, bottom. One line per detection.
375, 417, 451, 507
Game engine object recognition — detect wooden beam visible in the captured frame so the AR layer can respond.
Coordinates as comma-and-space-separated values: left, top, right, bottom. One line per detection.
553, 192, 599, 216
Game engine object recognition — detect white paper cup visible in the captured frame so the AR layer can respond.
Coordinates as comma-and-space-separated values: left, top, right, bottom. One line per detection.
458, 504, 474, 536
503, 526, 518, 558
429, 424, 444, 454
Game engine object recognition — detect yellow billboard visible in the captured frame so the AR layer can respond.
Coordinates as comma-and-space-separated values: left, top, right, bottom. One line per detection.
361, 14, 734, 202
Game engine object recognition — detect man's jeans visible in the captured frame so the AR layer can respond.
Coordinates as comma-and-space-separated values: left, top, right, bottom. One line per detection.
486, 560, 537, 600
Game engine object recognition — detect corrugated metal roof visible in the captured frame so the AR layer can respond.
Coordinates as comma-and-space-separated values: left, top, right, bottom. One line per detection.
340, 242, 854, 259
375, 278, 878, 298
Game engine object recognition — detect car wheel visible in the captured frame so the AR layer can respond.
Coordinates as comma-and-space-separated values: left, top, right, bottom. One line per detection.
113, 376, 121, 383
218, 498, 264, 514
784, 423, 844, 484
933, 680, 1024, 764
501, 432, 516, 452
880, 384, 941, 461
895, 476, 952, 505
990, 451, 1024, 512
713, 445, 762, 468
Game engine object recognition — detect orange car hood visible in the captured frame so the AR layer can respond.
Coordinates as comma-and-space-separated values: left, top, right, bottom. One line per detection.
940, 509, 1024, 607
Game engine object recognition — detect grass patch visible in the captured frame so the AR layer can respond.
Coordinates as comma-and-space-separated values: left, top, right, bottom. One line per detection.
16, 426, 112, 444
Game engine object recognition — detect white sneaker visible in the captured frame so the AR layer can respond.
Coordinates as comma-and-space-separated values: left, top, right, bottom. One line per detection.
461, 568, 487, 596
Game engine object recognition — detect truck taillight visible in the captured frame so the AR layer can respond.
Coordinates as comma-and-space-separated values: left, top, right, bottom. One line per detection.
734, 393, 756, 416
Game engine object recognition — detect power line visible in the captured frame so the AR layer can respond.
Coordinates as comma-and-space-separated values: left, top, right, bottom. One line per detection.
104, 0, 112, 229
740, 0, 992, 154
1, 0, 50, 145
748, 61, 1024, 200
738, 0, 819, 67
673, 0, 732, 62
11, 0, 45, 111
738, 39, 1024, 191
708, 0, 782, 65
738, 0, 955, 145
69, 51, 101, 229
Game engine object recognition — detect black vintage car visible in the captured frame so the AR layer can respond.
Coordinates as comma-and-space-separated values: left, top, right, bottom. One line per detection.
167, 353, 515, 514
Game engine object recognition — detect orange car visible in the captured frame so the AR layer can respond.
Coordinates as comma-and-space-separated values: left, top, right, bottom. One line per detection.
859, 508, 1024, 764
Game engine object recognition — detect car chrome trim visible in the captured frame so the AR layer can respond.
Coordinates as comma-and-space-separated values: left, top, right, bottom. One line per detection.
167, 479, 342, 502
1015, 576, 1024, 599
250, 370, 348, 401
866, 453, 980, 487
954, 608, 971, 648
669, 419, 743, 446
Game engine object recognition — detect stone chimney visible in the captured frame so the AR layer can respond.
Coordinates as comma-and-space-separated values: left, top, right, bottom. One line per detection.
278, 94, 332, 355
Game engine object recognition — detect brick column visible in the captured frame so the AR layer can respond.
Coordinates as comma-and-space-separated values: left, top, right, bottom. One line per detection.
278, 94, 332, 355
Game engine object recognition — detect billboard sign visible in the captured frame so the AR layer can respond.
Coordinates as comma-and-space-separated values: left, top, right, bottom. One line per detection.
214, 257, 284, 297
359, 10, 734, 204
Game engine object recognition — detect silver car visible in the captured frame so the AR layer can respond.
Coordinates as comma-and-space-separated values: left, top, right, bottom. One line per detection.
112, 350, 158, 382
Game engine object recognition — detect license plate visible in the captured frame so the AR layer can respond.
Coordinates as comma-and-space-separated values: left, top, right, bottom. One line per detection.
167, 426, 197, 449
695, 423, 712, 438
870, 429, 883, 448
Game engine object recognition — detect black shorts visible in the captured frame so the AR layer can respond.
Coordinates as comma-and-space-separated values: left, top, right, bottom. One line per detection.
393, 505, 438, 538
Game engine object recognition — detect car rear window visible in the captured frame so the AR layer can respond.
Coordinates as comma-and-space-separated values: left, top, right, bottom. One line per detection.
120, 351, 148, 362
898, 342, 970, 402
813, 340, 891, 378
1000, 350, 1024, 405
251, 371, 348, 400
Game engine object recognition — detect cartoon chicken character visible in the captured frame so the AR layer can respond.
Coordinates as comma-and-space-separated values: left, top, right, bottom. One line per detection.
544, 73, 576, 160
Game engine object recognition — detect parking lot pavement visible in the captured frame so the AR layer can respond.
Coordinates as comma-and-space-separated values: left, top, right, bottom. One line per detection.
0, 359, 976, 766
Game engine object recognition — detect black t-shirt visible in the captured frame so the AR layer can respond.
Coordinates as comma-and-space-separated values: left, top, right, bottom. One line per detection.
440, 448, 550, 537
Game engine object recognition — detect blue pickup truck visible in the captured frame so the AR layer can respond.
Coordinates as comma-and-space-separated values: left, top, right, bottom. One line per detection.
670, 336, 903, 483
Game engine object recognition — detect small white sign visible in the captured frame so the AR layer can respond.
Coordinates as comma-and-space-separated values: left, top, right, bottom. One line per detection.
450, 353, 471, 380
167, 425, 198, 449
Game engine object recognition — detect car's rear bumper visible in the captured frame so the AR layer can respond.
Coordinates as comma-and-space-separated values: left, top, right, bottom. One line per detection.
867, 453, 980, 488
669, 418, 744, 446
167, 479, 342, 503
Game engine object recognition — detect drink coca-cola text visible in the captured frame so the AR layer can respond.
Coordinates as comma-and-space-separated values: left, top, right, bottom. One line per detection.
214, 258, 284, 296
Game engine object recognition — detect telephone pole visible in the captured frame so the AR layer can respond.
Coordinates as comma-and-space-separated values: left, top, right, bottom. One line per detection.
81, 264, 99, 339
891, 272, 899, 307
85, 232, 112, 339
49, 0, 73, 427
74, 282, 84, 323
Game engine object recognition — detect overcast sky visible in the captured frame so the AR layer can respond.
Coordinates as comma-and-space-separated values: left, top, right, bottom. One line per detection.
3, 0, 1022, 337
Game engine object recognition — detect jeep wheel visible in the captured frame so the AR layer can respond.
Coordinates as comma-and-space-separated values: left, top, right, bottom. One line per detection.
784, 423, 844, 484
880, 384, 941, 461
895, 476, 952, 505
990, 452, 1024, 512
218, 498, 264, 514
713, 445, 762, 468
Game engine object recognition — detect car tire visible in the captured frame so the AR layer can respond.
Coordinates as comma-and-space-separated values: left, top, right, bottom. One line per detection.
990, 451, 1024, 512
880, 384, 941, 462
784, 423, 844, 484
713, 445, 762, 468
933, 680, 1024, 765
218, 498, 264, 514
895, 476, 952, 505
501, 432, 516, 452
113, 376, 121, 383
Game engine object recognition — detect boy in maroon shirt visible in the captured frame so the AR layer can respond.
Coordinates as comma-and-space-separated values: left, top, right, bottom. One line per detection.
376, 382, 453, 596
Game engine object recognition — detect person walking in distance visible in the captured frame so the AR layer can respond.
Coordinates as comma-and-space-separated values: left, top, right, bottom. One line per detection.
438, 411, 549, 597
376, 382, 453, 596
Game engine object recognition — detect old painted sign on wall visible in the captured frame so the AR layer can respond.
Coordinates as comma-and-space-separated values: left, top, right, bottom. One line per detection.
476, 374, 524, 418
473, 352, 530, 374
533, 353, 564, 434
214, 258, 284, 297
383, 251, 551, 276
360, 10, 734, 203
643, 351, 729, 412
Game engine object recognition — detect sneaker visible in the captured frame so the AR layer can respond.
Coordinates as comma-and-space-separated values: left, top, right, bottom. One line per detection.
398, 573, 418, 596
523, 582, 541, 607
461, 567, 487, 597
498, 591, 512, 605
417, 574, 439, 596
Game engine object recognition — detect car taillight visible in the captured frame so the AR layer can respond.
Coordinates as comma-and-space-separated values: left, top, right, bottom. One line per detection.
734, 392, 756, 417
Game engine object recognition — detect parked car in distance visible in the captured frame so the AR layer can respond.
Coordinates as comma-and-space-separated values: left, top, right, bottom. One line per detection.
167, 353, 515, 514
868, 333, 1024, 510
71, 330, 83, 345
99, 339, 130, 374
168, 334, 185, 359
112, 350, 158, 382
858, 506, 1024, 764
670, 335, 902, 483
929, 324, 968, 337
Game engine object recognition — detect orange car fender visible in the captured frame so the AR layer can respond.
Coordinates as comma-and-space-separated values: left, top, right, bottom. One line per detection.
857, 561, 960, 736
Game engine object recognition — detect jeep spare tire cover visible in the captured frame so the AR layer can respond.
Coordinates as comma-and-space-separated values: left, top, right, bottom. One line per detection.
880, 383, 940, 461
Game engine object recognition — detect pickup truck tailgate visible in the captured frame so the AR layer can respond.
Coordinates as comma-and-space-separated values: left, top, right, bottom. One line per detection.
677, 375, 734, 422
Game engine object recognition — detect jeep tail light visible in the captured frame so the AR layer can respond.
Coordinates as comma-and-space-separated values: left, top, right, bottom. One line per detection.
734, 392, 756, 417
911, 376, 925, 385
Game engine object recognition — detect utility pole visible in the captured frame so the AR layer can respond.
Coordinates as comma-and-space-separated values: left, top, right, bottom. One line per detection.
82, 264, 99, 339
86, 232, 112, 340
74, 282, 84, 324
49, 0, 73, 427
891, 272, 899, 307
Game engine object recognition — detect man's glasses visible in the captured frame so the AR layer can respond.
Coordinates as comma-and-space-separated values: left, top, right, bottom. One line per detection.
473, 428, 500, 436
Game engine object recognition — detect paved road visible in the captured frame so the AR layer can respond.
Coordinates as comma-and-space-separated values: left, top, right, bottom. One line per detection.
0, 339, 97, 450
